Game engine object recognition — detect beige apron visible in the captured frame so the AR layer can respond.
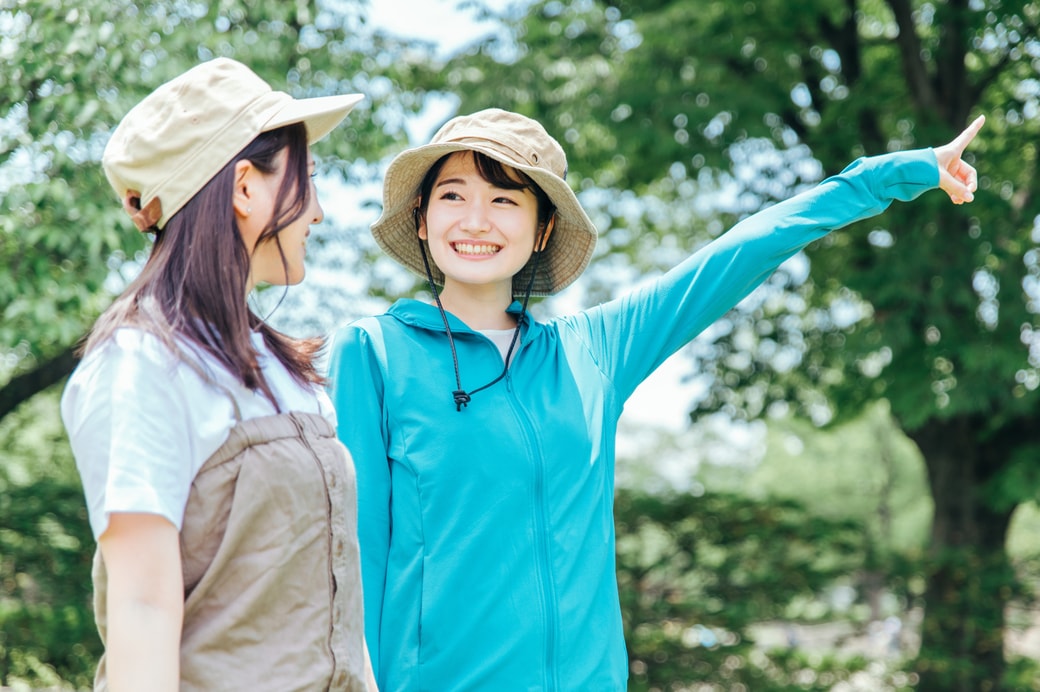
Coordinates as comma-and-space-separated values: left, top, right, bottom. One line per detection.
91, 412, 368, 691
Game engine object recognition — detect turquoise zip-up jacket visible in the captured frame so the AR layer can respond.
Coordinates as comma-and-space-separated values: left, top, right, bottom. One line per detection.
328, 149, 938, 691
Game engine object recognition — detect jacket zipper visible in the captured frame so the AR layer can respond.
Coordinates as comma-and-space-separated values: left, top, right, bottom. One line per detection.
504, 351, 560, 691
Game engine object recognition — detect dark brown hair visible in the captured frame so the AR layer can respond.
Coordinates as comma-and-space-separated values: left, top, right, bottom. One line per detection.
83, 123, 323, 407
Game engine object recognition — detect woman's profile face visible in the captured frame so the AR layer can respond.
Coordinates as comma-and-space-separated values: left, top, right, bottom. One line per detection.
243, 148, 323, 290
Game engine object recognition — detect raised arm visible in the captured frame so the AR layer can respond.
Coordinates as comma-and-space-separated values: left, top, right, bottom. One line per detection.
560, 117, 984, 403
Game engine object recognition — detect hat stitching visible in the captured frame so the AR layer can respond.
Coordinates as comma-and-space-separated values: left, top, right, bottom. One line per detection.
445, 130, 558, 173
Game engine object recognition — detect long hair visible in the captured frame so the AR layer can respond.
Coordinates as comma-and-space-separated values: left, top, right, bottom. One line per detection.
84, 123, 323, 406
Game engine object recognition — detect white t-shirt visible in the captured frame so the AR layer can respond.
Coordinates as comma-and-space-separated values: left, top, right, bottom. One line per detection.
481, 328, 519, 365
61, 327, 336, 540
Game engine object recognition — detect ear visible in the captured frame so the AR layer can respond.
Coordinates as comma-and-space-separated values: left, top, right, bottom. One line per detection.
535, 214, 556, 251
232, 159, 256, 220
413, 205, 428, 240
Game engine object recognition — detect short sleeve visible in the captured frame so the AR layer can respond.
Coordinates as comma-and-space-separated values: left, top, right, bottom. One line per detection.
61, 330, 232, 539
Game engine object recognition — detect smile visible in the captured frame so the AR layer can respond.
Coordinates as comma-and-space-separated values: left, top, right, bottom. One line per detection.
452, 242, 501, 256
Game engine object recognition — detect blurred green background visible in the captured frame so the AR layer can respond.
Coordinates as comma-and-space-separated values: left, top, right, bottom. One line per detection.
3, 0, 1039, 689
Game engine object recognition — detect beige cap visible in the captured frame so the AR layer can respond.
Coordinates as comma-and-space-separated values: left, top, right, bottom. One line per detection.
102, 57, 364, 230
370, 108, 598, 296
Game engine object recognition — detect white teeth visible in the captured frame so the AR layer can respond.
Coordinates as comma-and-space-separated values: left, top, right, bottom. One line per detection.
453, 242, 500, 256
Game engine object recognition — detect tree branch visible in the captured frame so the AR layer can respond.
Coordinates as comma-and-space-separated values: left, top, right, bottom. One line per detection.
937, 0, 970, 125
886, 0, 937, 114
816, 0, 862, 85
0, 344, 81, 422
970, 13, 1040, 108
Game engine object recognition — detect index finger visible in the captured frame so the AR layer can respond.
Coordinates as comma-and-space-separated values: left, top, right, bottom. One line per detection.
949, 115, 986, 153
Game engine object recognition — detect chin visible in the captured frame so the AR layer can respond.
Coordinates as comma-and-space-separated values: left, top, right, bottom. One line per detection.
266, 271, 305, 287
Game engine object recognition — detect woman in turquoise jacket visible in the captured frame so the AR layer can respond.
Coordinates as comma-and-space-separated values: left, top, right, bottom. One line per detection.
328, 109, 983, 691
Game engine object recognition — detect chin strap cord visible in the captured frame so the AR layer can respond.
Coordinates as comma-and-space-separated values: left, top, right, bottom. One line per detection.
413, 209, 549, 411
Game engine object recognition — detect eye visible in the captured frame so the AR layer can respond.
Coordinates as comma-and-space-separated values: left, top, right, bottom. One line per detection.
439, 190, 463, 201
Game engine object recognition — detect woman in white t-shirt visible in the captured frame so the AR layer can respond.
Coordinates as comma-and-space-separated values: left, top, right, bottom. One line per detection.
61, 58, 374, 691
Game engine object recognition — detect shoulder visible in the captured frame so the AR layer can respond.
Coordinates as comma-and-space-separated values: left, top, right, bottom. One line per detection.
69, 328, 181, 391
331, 315, 391, 355
335, 314, 391, 337
65, 327, 238, 426
63, 329, 234, 540
542, 302, 608, 336
329, 316, 395, 383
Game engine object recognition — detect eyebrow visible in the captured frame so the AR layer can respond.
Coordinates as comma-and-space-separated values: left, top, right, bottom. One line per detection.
436, 177, 526, 194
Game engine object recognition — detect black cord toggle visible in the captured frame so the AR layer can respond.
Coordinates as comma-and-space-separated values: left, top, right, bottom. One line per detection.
452, 390, 472, 411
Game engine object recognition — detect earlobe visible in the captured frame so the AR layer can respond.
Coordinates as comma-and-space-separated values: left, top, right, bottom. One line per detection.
232, 160, 254, 218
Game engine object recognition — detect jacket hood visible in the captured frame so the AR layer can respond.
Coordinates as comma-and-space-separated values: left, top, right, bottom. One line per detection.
387, 299, 537, 338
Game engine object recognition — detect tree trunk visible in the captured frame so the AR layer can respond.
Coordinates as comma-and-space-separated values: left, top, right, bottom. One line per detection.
909, 416, 1016, 691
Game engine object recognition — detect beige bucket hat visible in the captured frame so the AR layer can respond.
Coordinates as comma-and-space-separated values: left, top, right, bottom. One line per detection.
370, 108, 598, 296
103, 57, 364, 231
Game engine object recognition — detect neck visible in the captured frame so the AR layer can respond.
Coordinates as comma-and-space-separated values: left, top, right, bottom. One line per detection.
437, 280, 517, 330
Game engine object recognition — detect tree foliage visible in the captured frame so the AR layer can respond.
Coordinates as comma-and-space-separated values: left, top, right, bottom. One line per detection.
0, 390, 96, 689
448, 0, 1040, 687
616, 487, 907, 691
7, 0, 1040, 688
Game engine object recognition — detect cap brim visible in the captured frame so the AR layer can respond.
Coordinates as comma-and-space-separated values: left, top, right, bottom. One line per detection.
264, 92, 365, 144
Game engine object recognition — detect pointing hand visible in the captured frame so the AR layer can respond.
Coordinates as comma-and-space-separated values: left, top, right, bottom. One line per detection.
934, 115, 985, 205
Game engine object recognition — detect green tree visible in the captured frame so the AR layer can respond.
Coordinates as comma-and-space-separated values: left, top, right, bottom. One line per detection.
616, 487, 893, 691
0, 0, 441, 419
450, 0, 1039, 687
0, 391, 96, 689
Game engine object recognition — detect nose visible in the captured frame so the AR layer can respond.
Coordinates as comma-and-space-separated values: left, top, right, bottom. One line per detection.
310, 191, 324, 225
460, 201, 490, 234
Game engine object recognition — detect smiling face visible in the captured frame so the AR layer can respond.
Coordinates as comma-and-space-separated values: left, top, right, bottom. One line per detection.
418, 152, 548, 301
